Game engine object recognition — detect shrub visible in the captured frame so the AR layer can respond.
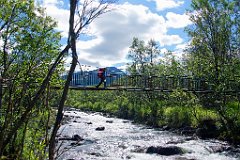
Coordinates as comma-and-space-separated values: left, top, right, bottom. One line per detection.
164, 107, 192, 128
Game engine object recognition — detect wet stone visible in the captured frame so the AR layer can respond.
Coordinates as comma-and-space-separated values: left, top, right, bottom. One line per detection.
180, 126, 196, 136
175, 157, 196, 160
131, 146, 145, 153
95, 126, 105, 131
146, 146, 185, 156
58, 134, 83, 141
106, 120, 113, 123
162, 125, 171, 130
72, 134, 84, 141
89, 152, 103, 157
70, 142, 82, 146
166, 139, 185, 144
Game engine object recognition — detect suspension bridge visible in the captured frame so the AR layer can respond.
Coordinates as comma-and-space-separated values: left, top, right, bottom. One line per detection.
1, 69, 239, 93
64, 71, 240, 93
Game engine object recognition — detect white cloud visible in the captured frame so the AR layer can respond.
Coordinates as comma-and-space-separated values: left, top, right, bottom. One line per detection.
78, 2, 184, 67
159, 35, 183, 46
160, 48, 168, 54
40, 1, 186, 68
39, 0, 69, 37
172, 42, 190, 59
176, 43, 188, 50
166, 12, 192, 28
148, 0, 184, 11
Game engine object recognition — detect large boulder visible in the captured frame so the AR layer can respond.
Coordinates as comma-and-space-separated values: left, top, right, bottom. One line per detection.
196, 119, 219, 139
146, 146, 185, 156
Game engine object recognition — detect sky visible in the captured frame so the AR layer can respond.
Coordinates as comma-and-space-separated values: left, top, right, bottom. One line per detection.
38, 0, 193, 71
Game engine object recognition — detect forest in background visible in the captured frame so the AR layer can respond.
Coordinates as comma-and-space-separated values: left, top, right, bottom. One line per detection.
0, 0, 239, 159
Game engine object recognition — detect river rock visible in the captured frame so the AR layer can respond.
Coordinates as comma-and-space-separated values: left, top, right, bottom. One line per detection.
162, 125, 171, 130
95, 126, 105, 131
196, 119, 219, 139
196, 128, 218, 139
89, 152, 103, 157
70, 142, 82, 146
131, 145, 145, 153
146, 146, 185, 156
106, 120, 113, 123
58, 134, 83, 141
175, 157, 196, 160
180, 126, 196, 136
72, 134, 84, 141
166, 139, 185, 144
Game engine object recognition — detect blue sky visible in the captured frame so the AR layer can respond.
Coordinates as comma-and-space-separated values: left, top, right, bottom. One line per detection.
39, 0, 193, 71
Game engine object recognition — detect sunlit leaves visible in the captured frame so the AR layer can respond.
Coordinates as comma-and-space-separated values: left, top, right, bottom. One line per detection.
0, 0, 62, 158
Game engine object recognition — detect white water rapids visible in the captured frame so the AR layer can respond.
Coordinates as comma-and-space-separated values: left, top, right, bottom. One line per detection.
56, 110, 239, 160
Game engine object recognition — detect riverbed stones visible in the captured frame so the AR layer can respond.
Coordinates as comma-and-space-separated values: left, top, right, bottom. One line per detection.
58, 134, 83, 141
146, 146, 185, 156
72, 134, 84, 141
106, 120, 113, 123
95, 126, 105, 131
179, 126, 196, 136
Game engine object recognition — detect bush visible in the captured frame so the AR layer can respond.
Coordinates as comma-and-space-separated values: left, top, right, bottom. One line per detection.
164, 107, 192, 128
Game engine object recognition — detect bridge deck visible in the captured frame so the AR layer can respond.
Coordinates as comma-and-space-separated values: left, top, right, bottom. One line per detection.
1, 74, 240, 94
66, 86, 215, 93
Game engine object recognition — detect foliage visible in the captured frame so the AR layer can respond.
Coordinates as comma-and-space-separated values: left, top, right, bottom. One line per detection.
0, 0, 63, 158
127, 37, 160, 76
185, 0, 240, 143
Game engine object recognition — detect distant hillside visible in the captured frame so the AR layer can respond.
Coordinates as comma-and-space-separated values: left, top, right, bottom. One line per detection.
66, 67, 125, 86
90, 67, 125, 75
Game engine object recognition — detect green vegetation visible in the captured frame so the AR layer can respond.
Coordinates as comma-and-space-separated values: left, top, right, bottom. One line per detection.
66, 0, 240, 144
0, 0, 114, 159
0, 0, 239, 159
0, 1, 62, 159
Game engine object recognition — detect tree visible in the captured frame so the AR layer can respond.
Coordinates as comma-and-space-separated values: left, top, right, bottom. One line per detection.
0, 0, 62, 158
146, 39, 160, 76
185, 0, 240, 142
186, 0, 240, 85
48, 0, 116, 159
127, 37, 146, 74
127, 38, 160, 75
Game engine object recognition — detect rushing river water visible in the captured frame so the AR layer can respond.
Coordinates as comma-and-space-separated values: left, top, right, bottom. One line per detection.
56, 110, 240, 160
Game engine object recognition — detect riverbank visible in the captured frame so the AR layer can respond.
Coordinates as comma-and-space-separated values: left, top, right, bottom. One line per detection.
65, 90, 240, 146
66, 103, 240, 147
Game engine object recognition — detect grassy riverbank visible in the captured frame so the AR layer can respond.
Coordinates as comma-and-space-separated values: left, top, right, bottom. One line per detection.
66, 90, 240, 145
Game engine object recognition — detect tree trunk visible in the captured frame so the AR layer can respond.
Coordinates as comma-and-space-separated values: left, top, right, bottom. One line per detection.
48, 1, 78, 159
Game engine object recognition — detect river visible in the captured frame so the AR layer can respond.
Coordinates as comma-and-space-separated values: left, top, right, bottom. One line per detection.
56, 109, 240, 160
